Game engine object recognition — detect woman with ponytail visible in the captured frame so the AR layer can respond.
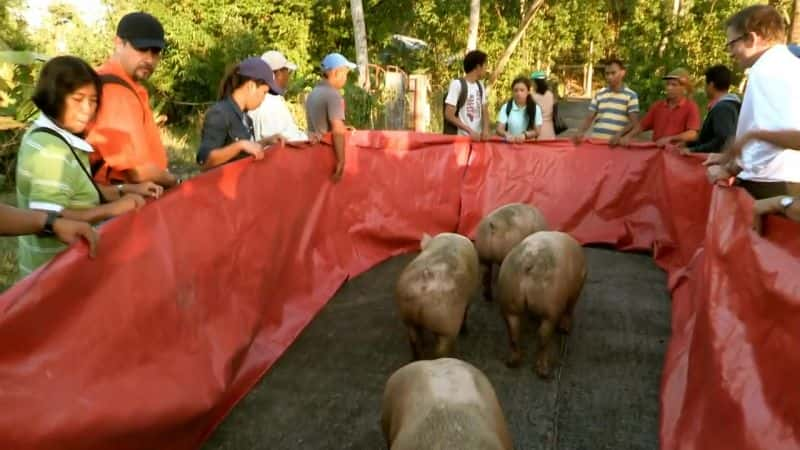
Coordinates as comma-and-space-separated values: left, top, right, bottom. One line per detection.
495, 77, 543, 143
197, 57, 286, 169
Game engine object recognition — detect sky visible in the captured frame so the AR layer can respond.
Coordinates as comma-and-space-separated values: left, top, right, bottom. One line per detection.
19, 0, 107, 30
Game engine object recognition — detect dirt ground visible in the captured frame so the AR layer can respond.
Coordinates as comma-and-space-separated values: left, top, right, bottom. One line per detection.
203, 246, 670, 450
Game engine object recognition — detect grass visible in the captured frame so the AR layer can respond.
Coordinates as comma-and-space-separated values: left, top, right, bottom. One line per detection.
0, 125, 200, 294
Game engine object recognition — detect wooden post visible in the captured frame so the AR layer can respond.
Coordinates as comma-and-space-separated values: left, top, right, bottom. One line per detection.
586, 40, 594, 98
409, 74, 430, 132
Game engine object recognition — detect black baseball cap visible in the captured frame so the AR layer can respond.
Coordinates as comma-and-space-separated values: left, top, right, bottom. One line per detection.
117, 12, 165, 50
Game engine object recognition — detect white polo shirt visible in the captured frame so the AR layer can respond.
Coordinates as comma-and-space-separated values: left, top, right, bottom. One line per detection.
248, 94, 308, 142
736, 45, 800, 182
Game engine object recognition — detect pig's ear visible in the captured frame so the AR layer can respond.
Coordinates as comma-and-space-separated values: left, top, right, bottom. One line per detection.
421, 233, 432, 249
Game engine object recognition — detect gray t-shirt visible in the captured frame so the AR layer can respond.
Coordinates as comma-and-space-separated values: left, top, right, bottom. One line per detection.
305, 80, 345, 134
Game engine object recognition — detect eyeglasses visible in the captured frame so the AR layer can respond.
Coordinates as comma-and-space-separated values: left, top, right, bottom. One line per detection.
725, 35, 745, 50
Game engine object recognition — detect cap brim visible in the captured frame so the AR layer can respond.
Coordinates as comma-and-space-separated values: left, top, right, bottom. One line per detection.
285, 61, 298, 71
662, 76, 678, 80
129, 38, 165, 50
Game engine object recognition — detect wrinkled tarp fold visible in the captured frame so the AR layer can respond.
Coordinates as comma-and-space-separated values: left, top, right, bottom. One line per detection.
0, 131, 797, 450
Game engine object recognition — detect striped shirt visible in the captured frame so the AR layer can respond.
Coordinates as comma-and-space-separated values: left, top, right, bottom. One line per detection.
589, 86, 640, 139
16, 115, 99, 277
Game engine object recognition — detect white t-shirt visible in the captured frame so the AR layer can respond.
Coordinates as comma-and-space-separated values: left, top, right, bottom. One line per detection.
248, 94, 308, 142
736, 45, 800, 182
445, 79, 488, 136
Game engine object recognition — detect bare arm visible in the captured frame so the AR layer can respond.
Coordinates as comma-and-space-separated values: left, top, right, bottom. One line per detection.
0, 205, 98, 255
125, 166, 178, 188
330, 118, 347, 182
481, 104, 491, 139
201, 140, 264, 171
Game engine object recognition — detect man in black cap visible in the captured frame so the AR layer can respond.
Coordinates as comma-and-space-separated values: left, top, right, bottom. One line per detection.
86, 12, 180, 190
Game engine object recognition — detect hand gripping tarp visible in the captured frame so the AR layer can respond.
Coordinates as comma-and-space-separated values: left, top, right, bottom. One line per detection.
0, 132, 798, 450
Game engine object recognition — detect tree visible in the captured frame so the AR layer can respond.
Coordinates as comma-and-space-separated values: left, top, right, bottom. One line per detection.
467, 0, 480, 51
487, 0, 546, 87
350, 0, 370, 90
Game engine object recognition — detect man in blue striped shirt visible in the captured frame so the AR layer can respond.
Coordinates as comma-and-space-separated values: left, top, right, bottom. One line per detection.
573, 58, 640, 145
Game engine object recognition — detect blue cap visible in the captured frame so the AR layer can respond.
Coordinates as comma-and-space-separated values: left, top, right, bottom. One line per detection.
238, 57, 284, 95
789, 44, 800, 58
321, 53, 357, 72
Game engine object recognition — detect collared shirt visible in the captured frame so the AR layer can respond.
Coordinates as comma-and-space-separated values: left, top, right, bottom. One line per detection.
736, 45, 800, 182
86, 60, 167, 184
305, 80, 346, 134
639, 97, 701, 141
197, 96, 255, 165
249, 94, 308, 142
496, 100, 543, 136
16, 114, 100, 277
589, 86, 640, 139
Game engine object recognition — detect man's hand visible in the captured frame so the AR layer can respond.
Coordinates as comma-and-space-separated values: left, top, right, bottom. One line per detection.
468, 129, 481, 141
608, 134, 622, 147
240, 141, 266, 160
618, 135, 632, 147
332, 160, 345, 182
702, 152, 727, 167
655, 136, 672, 148
53, 218, 99, 258
308, 132, 323, 145
126, 182, 163, 199
706, 164, 733, 185
571, 132, 586, 146
480, 130, 492, 141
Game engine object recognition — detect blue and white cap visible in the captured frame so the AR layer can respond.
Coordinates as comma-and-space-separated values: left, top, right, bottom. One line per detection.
321, 53, 357, 72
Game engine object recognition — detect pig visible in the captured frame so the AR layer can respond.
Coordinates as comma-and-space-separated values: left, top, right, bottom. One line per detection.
381, 358, 515, 450
474, 203, 549, 301
496, 231, 586, 378
395, 233, 480, 360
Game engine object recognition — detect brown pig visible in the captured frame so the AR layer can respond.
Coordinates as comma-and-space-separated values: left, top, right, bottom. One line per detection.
474, 203, 548, 301
496, 231, 586, 378
395, 233, 480, 359
381, 358, 515, 450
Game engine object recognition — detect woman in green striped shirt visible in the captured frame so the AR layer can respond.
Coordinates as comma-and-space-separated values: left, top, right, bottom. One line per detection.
16, 56, 162, 277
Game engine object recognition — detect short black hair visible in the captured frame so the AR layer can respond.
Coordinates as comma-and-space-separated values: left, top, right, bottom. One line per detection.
705, 65, 732, 91
604, 58, 626, 70
533, 78, 549, 95
32, 56, 102, 121
463, 50, 488, 74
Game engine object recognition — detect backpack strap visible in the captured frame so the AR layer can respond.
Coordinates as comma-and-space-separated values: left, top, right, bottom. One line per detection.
29, 127, 107, 204
455, 78, 468, 114
505, 99, 514, 116
99, 74, 146, 123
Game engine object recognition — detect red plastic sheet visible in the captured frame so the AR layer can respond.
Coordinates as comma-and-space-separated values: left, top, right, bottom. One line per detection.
0, 132, 797, 450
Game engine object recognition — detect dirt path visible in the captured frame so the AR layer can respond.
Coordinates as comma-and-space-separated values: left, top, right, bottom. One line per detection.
203, 246, 668, 450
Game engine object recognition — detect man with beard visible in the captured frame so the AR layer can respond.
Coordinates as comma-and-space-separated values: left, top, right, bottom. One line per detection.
86, 12, 180, 189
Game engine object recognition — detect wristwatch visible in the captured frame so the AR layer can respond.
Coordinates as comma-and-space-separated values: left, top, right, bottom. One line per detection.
779, 196, 795, 210
39, 211, 60, 236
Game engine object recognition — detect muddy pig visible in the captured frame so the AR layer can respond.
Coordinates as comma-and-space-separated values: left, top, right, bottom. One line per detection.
395, 233, 480, 359
496, 231, 586, 378
475, 203, 549, 301
381, 358, 514, 450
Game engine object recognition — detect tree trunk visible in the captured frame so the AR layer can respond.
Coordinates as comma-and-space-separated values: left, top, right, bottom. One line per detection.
487, 0, 545, 87
467, 0, 480, 51
791, 0, 800, 43
350, 0, 370, 91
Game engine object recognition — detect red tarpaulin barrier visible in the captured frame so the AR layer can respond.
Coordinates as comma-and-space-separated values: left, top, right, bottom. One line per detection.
0, 132, 797, 450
